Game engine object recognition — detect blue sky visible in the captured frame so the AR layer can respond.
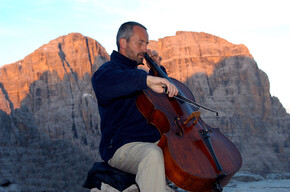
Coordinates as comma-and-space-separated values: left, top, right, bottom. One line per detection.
0, 0, 289, 112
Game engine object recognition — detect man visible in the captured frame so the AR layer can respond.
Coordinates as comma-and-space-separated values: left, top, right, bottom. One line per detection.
91, 21, 178, 192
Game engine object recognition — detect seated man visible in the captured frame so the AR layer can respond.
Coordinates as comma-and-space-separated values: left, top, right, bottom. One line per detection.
91, 21, 178, 192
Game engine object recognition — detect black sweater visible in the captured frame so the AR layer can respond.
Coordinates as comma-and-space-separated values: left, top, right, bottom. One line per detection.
92, 51, 161, 161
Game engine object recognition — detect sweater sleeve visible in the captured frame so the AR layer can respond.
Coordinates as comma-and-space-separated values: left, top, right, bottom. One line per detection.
92, 65, 148, 102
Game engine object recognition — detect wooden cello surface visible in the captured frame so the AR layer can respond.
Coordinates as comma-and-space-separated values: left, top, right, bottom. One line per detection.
136, 54, 242, 192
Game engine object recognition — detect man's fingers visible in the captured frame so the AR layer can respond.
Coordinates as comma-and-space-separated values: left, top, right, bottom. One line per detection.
162, 80, 178, 97
147, 75, 178, 97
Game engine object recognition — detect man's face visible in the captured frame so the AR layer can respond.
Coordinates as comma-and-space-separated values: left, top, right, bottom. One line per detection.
124, 26, 148, 64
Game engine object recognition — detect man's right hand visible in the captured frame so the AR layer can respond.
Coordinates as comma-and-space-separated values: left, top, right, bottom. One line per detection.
146, 75, 178, 98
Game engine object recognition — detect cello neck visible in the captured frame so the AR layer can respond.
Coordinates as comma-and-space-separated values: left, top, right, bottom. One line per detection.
144, 53, 171, 81
144, 53, 186, 98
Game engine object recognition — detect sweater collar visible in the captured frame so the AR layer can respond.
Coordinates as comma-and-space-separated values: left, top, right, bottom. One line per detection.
111, 50, 142, 69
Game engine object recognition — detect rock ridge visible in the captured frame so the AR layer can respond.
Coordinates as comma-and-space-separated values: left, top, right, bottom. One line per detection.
148, 31, 289, 176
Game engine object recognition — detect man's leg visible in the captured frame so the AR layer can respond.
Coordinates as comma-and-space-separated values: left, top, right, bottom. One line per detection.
108, 142, 166, 192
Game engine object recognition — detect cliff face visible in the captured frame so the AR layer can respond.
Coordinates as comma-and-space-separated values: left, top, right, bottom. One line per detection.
0, 33, 108, 113
0, 33, 109, 191
0, 32, 289, 191
148, 31, 252, 80
148, 31, 290, 174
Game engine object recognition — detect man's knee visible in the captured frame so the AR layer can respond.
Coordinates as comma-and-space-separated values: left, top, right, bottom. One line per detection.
143, 145, 164, 165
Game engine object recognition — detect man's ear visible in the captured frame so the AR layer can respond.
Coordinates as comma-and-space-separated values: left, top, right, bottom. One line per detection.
119, 38, 127, 49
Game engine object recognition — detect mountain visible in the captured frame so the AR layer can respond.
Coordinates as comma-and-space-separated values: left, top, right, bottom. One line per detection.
147, 31, 290, 175
0, 32, 289, 191
0, 33, 109, 191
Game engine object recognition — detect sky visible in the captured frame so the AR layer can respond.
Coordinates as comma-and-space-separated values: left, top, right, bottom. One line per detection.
0, 0, 289, 113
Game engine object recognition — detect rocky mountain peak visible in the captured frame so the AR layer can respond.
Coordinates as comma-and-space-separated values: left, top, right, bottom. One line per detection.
0, 33, 109, 114
149, 31, 252, 80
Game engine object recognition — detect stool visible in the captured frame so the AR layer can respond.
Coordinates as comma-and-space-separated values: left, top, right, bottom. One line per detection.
83, 162, 138, 192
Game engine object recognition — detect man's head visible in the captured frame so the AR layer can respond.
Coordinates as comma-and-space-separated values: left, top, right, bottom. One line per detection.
116, 21, 148, 64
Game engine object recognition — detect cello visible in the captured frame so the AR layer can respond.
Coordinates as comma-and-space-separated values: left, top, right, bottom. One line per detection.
136, 53, 242, 192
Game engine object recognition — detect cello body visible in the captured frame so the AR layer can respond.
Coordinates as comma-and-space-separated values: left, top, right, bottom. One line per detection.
136, 54, 242, 192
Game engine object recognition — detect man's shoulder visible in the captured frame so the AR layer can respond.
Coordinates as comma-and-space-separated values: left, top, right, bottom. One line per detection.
98, 60, 119, 70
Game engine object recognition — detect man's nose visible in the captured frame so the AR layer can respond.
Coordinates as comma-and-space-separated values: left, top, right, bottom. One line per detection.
142, 44, 147, 52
